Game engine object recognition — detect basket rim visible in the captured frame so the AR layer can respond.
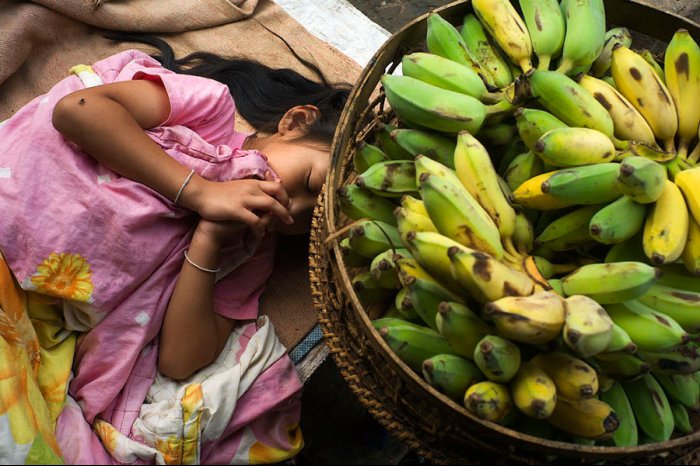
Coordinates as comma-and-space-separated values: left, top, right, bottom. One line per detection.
317, 0, 700, 460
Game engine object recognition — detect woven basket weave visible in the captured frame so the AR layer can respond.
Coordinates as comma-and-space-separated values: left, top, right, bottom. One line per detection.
308, 1, 700, 463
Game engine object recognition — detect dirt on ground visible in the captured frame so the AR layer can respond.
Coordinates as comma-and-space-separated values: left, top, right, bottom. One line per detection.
348, 0, 700, 34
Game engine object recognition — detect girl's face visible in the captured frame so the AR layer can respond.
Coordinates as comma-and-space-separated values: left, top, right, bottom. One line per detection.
256, 137, 330, 235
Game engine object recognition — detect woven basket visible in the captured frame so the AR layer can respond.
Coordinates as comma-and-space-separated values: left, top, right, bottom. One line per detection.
309, 1, 700, 463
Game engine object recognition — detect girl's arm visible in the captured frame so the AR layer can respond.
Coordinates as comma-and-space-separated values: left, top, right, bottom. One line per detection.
158, 216, 275, 380
52, 80, 293, 232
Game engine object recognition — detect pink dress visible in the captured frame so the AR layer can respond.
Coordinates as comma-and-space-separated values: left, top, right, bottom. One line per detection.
0, 49, 303, 464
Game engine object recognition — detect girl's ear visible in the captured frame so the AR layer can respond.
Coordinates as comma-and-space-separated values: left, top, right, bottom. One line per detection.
278, 105, 321, 137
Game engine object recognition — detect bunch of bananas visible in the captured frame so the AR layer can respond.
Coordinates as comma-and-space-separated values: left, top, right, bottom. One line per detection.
336, 0, 700, 449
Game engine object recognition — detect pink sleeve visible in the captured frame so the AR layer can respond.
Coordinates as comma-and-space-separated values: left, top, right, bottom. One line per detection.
131, 66, 236, 147
213, 237, 277, 321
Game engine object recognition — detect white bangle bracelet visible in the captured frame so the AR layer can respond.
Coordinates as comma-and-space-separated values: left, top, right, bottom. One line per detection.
174, 169, 195, 205
183, 249, 221, 274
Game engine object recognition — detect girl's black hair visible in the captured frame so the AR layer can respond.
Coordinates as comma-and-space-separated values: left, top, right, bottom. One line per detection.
106, 33, 351, 144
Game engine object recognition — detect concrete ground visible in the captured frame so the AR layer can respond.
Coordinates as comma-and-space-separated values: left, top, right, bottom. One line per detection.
296, 1, 700, 465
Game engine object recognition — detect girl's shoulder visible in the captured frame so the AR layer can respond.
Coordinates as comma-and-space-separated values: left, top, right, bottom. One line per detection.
91, 49, 172, 83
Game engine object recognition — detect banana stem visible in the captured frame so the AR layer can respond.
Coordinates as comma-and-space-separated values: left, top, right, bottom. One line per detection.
483, 91, 506, 105
690, 143, 700, 164
611, 136, 629, 151
555, 58, 574, 75
663, 138, 677, 154
666, 158, 683, 180
485, 98, 516, 116
550, 263, 579, 275
677, 139, 690, 161
519, 59, 534, 74
537, 55, 552, 71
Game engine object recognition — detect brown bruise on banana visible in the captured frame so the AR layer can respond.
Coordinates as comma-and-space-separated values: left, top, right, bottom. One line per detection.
671, 290, 700, 302
593, 92, 613, 110
471, 251, 493, 281
381, 163, 400, 192
629, 67, 643, 81
535, 9, 543, 31
653, 313, 673, 327
675, 53, 690, 77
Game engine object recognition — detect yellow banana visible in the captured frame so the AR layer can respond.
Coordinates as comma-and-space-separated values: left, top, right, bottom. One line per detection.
510, 361, 557, 419
483, 291, 565, 345
664, 29, 700, 157
533, 127, 616, 167
563, 295, 614, 358
464, 381, 514, 423
454, 131, 517, 249
511, 170, 572, 210
547, 397, 619, 440
611, 45, 678, 150
460, 13, 514, 88
471, 0, 534, 73
591, 27, 633, 78
643, 180, 689, 265
683, 216, 700, 276
675, 166, 700, 226
530, 351, 599, 400
577, 74, 656, 146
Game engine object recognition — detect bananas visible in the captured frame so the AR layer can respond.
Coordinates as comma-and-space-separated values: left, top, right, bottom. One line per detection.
611, 46, 678, 150
557, 0, 606, 76
471, 0, 533, 72
484, 291, 565, 345
560, 261, 659, 304
353, 4, 700, 449
643, 180, 689, 265
664, 29, 700, 156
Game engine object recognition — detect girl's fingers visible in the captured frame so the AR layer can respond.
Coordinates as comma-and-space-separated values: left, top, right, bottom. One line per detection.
235, 209, 263, 229
245, 195, 294, 225
258, 181, 290, 208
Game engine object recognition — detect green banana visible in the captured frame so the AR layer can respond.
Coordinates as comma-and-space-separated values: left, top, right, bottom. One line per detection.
395, 287, 419, 321
604, 300, 689, 352
589, 196, 647, 245
370, 248, 411, 289
339, 237, 371, 267
561, 261, 660, 304
396, 257, 464, 331
510, 361, 557, 419
460, 13, 513, 89
454, 131, 517, 246
376, 124, 413, 161
636, 284, 700, 333
483, 291, 565, 345
446, 241, 535, 304
542, 163, 622, 205
670, 401, 694, 435
563, 294, 614, 358
531, 351, 599, 400
381, 75, 492, 134
337, 184, 398, 225
527, 70, 615, 139
592, 27, 633, 78
638, 342, 700, 375
655, 373, 700, 409
514, 163, 621, 210
352, 271, 393, 306
347, 219, 402, 258
418, 166, 504, 258
464, 381, 514, 423
401, 52, 502, 104
534, 205, 601, 252
355, 160, 417, 197
473, 335, 522, 383
605, 232, 648, 264
422, 353, 484, 402
657, 263, 700, 292
514, 107, 568, 152
665, 29, 700, 157
623, 374, 674, 442
390, 127, 456, 168
548, 278, 564, 296
599, 382, 638, 447
395, 206, 438, 242
426, 13, 495, 87
471, 0, 533, 72
353, 141, 389, 173
604, 323, 638, 354
518, 0, 565, 71
615, 156, 667, 204
533, 127, 616, 167
399, 230, 461, 293
504, 151, 545, 192
640, 49, 666, 83
592, 351, 650, 381
556, 0, 606, 76
479, 123, 517, 147
547, 397, 619, 440
435, 301, 492, 360
577, 74, 657, 146
512, 210, 535, 254
373, 318, 455, 373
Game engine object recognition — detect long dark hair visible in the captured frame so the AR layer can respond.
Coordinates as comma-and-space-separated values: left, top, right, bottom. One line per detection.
106, 33, 351, 144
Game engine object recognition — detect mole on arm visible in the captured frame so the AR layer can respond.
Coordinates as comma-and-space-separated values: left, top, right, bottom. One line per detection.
79, 98, 86, 106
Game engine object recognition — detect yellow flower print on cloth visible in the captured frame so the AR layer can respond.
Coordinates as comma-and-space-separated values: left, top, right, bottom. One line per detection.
31, 253, 93, 302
